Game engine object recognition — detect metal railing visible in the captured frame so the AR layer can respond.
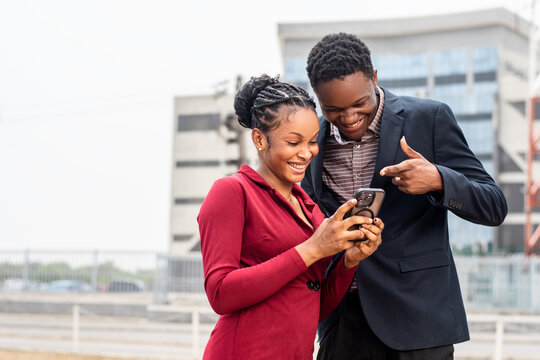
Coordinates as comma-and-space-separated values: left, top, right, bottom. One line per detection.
455, 256, 540, 313
1, 250, 540, 313
10, 305, 538, 360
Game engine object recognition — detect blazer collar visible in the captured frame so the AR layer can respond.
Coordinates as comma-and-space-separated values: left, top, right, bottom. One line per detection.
370, 88, 405, 189
309, 117, 330, 196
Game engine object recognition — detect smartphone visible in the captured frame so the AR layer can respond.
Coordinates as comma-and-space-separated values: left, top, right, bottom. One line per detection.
350, 188, 385, 219
346, 188, 385, 240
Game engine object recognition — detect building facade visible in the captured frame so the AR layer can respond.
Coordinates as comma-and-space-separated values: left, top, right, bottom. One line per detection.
170, 93, 255, 254
170, 7, 540, 255
278, 7, 537, 254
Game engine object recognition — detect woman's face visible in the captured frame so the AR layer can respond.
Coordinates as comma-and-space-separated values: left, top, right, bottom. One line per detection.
256, 107, 319, 188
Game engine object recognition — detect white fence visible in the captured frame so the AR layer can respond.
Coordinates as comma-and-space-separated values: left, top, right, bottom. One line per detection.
455, 256, 540, 313
7, 305, 536, 360
1, 250, 540, 313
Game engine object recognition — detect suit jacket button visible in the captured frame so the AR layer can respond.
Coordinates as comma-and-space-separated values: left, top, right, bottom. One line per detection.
313, 281, 320, 291
307, 280, 314, 290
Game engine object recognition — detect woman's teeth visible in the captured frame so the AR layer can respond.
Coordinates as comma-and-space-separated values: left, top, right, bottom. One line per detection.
289, 163, 306, 170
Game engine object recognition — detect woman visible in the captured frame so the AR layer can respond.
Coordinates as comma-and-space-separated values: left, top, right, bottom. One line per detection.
198, 74, 384, 360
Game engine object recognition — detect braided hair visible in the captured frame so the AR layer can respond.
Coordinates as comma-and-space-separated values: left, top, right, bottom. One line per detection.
234, 74, 316, 134
306, 33, 374, 90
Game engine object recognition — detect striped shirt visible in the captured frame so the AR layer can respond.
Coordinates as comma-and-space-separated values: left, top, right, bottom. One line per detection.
322, 87, 385, 293
322, 87, 385, 202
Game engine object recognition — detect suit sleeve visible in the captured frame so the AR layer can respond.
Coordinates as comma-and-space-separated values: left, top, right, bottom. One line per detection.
429, 102, 507, 226
198, 178, 308, 315
318, 257, 357, 321
300, 169, 314, 199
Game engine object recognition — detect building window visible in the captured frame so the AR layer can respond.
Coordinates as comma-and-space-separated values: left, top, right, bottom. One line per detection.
173, 234, 194, 242
373, 53, 428, 79
472, 82, 497, 113
176, 160, 220, 167
457, 119, 493, 155
285, 58, 309, 88
497, 224, 524, 253
432, 83, 469, 114
434, 74, 466, 85
174, 198, 205, 205
448, 212, 494, 251
178, 113, 220, 132
473, 47, 497, 73
378, 78, 427, 88
433, 49, 467, 76
500, 183, 525, 213
373, 53, 429, 97
474, 71, 497, 82
498, 146, 523, 172
190, 241, 202, 252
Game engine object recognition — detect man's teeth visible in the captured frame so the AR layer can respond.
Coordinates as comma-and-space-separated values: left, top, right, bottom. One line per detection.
345, 120, 361, 128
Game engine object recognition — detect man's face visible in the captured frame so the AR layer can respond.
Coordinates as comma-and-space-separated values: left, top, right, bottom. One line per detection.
315, 70, 378, 142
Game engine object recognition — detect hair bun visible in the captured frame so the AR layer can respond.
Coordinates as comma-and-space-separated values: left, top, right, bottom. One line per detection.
234, 74, 279, 128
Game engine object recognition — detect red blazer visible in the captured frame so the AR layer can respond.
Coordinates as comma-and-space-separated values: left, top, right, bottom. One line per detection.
198, 165, 356, 360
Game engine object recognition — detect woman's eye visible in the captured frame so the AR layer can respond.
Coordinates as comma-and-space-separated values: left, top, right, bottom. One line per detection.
287, 142, 298, 146
309, 141, 318, 145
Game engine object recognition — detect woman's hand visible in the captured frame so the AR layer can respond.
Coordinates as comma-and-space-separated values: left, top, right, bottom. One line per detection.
343, 217, 384, 268
295, 199, 374, 267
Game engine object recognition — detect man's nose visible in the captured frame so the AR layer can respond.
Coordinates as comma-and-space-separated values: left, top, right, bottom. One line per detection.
342, 107, 356, 121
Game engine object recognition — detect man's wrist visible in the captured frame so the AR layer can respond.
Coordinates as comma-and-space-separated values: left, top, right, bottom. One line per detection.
343, 255, 359, 269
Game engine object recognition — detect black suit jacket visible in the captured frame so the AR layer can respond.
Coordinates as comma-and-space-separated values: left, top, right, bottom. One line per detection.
301, 88, 508, 350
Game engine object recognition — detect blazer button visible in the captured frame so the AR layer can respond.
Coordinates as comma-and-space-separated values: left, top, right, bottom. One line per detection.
307, 280, 314, 290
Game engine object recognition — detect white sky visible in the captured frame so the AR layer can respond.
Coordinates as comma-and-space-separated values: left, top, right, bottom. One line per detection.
0, 0, 531, 252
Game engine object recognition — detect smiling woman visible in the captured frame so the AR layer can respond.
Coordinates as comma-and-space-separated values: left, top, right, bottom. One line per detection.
197, 74, 384, 360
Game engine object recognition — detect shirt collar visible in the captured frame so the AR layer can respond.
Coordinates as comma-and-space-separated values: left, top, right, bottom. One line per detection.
237, 164, 315, 206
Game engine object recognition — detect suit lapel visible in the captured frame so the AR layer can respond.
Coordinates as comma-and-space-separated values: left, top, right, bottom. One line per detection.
311, 117, 329, 196
371, 90, 405, 189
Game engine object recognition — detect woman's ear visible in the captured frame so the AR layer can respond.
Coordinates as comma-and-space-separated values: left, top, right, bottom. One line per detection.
251, 128, 265, 151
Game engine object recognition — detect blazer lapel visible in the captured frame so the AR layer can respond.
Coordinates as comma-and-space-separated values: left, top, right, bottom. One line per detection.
311, 117, 329, 196
371, 89, 405, 189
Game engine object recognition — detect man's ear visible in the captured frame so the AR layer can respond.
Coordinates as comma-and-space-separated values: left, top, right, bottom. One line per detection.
372, 69, 378, 87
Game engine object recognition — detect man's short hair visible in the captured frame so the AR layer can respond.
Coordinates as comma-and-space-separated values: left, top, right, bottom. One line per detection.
306, 32, 374, 90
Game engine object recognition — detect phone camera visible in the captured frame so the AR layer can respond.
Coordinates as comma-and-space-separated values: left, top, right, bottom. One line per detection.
357, 192, 374, 206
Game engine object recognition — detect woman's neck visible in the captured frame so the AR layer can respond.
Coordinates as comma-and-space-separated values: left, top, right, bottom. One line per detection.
256, 166, 294, 201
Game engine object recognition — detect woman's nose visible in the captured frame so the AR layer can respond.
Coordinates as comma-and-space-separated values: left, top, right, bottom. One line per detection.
298, 146, 312, 160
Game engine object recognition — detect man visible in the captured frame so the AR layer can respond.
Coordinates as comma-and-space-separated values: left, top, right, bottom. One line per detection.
301, 33, 508, 359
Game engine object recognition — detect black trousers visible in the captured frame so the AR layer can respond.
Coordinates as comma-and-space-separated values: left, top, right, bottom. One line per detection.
317, 292, 454, 360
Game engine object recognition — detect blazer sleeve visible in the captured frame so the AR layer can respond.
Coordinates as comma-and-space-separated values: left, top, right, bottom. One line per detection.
428, 102, 507, 226
198, 178, 308, 315
318, 257, 357, 321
